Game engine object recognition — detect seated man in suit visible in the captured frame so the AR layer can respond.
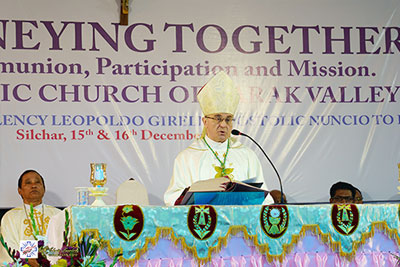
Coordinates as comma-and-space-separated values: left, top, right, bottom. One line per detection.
354, 187, 363, 204
270, 190, 287, 204
329, 181, 356, 204
0, 170, 60, 266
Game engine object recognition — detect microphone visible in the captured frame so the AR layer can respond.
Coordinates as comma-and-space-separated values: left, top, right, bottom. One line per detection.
231, 129, 285, 204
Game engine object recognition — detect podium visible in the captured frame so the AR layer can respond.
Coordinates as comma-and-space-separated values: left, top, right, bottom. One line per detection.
180, 191, 268, 205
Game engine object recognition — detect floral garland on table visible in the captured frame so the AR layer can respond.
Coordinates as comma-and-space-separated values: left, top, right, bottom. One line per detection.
1, 205, 122, 267
390, 253, 400, 266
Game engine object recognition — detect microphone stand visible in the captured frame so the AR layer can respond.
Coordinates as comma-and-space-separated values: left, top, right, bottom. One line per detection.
232, 129, 285, 204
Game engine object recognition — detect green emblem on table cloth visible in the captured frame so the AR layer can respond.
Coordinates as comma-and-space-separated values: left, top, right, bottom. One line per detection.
331, 204, 359, 235
398, 204, 400, 221
113, 205, 144, 241
260, 205, 289, 238
187, 205, 217, 240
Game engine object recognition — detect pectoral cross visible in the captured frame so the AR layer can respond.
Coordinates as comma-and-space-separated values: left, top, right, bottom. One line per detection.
214, 165, 233, 178
120, 0, 130, 25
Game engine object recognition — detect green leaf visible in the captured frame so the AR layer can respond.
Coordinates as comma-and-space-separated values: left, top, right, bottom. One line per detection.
63, 209, 70, 245
0, 234, 17, 263
120, 231, 133, 240
127, 232, 136, 239
29, 204, 39, 238
110, 252, 123, 267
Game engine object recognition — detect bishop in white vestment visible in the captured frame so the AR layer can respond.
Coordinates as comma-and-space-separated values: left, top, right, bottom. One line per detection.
164, 72, 274, 206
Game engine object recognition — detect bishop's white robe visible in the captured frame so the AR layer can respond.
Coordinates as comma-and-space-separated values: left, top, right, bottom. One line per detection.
0, 204, 60, 263
164, 136, 273, 206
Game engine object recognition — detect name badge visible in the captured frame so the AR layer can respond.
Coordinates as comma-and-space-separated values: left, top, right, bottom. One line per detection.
19, 240, 38, 259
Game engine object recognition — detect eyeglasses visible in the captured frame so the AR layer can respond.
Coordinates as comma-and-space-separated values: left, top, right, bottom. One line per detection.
205, 116, 235, 125
331, 196, 354, 202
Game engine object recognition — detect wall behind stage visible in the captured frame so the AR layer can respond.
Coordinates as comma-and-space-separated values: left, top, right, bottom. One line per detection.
0, 0, 399, 207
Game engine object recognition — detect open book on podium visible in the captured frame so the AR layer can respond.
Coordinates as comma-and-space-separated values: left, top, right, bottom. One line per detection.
177, 177, 269, 205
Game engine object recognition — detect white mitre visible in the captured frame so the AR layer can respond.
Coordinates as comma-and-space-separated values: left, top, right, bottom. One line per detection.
197, 71, 240, 116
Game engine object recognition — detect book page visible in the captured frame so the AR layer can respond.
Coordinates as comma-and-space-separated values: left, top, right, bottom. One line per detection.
188, 177, 231, 192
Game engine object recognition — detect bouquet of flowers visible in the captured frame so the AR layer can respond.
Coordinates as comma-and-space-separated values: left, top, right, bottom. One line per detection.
1, 205, 121, 267
1, 204, 50, 267
0, 234, 28, 267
